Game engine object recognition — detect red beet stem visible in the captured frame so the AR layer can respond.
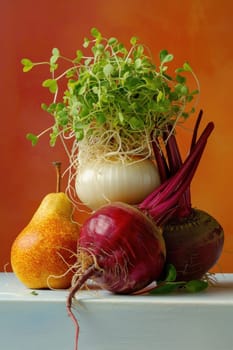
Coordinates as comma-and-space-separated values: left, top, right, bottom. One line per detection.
139, 121, 213, 210
190, 110, 203, 151
157, 110, 204, 218
166, 110, 203, 217
180, 109, 203, 215
164, 129, 192, 217
67, 265, 98, 350
148, 146, 204, 224
139, 121, 214, 223
165, 132, 182, 175
152, 138, 170, 183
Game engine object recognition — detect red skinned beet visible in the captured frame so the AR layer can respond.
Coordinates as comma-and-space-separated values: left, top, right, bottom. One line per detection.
77, 202, 165, 294
151, 111, 224, 280
163, 209, 224, 280
67, 203, 166, 350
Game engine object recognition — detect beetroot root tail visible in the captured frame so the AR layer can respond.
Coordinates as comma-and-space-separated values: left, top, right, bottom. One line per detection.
66, 265, 97, 350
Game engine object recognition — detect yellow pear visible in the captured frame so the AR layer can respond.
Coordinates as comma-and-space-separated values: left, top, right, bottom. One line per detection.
10, 162, 80, 289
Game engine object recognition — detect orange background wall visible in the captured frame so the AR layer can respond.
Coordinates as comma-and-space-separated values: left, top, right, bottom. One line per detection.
1, 0, 232, 272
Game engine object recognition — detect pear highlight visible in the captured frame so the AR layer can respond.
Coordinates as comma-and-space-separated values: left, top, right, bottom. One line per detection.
10, 162, 80, 289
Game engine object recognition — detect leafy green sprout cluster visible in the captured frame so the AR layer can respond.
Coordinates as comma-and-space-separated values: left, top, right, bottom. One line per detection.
21, 28, 199, 162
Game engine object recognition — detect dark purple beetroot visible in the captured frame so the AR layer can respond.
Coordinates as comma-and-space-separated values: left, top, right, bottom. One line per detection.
163, 208, 224, 280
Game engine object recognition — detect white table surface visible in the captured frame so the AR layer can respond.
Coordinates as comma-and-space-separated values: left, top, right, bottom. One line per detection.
0, 272, 233, 350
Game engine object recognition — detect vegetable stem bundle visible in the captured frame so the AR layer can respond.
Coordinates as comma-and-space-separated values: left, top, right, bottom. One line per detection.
145, 111, 224, 280
139, 118, 214, 223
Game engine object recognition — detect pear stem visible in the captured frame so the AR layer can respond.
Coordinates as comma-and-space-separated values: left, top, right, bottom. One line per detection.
53, 161, 62, 193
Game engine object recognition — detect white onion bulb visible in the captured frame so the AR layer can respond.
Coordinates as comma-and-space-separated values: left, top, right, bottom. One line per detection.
75, 159, 161, 210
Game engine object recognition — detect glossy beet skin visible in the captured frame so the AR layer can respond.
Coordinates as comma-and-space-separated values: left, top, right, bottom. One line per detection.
163, 208, 224, 281
78, 202, 166, 294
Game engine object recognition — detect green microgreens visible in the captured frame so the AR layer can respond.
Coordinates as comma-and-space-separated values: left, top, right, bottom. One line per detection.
22, 28, 199, 155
